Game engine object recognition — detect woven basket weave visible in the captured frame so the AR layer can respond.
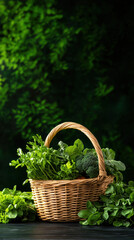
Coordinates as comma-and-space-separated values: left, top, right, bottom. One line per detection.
29, 122, 114, 222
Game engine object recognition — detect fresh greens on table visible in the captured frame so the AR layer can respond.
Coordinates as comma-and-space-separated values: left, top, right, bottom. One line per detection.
8, 135, 134, 227
78, 180, 134, 227
0, 185, 37, 223
10, 134, 125, 182
8, 134, 134, 228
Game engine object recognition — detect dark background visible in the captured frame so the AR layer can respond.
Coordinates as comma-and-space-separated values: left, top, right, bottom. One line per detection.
0, 0, 134, 191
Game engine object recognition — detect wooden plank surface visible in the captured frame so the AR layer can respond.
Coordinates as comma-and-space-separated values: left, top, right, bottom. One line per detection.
0, 223, 134, 240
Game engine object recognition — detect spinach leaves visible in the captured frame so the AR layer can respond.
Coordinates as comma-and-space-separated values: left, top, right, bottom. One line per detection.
78, 180, 134, 227
0, 186, 37, 223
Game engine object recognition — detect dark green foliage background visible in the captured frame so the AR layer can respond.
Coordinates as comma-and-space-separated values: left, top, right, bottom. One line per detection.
0, 0, 134, 190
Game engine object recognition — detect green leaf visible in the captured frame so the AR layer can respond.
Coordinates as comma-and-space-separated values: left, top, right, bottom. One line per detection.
105, 160, 126, 171
127, 210, 134, 219
58, 141, 68, 151
121, 209, 134, 220
87, 212, 101, 225
105, 185, 114, 194
121, 209, 133, 217
100, 195, 112, 203
74, 139, 84, 151
113, 221, 123, 227
17, 148, 23, 156
2, 188, 11, 195
78, 209, 90, 219
7, 204, 13, 211
86, 200, 94, 209
65, 139, 84, 161
114, 220, 131, 227
13, 185, 17, 194
111, 209, 118, 217
123, 221, 131, 227
79, 220, 89, 225
130, 192, 134, 203
23, 179, 29, 185
103, 210, 109, 220
96, 219, 104, 225
102, 148, 115, 160
65, 146, 78, 160
7, 210, 17, 219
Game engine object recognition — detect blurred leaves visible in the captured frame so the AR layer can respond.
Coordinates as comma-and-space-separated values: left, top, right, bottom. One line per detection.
0, 0, 134, 187
0, 0, 72, 139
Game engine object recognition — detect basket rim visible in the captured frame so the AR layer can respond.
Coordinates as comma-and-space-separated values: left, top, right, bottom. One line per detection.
29, 175, 114, 186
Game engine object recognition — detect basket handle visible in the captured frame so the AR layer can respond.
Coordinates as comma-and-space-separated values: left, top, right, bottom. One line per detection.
44, 122, 107, 177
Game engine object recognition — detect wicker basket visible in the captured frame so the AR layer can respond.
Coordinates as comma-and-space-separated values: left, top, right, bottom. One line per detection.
29, 122, 114, 222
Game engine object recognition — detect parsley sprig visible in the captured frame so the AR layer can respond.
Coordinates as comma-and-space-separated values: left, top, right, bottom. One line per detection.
10, 135, 79, 181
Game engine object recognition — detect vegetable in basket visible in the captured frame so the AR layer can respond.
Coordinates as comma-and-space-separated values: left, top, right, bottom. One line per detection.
76, 148, 126, 181
76, 152, 99, 178
10, 134, 125, 182
8, 121, 130, 225
10, 135, 80, 181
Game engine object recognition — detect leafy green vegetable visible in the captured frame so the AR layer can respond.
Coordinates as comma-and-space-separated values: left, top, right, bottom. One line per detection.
10, 136, 125, 182
10, 135, 81, 181
64, 139, 84, 161
7, 136, 132, 227
0, 186, 37, 223
76, 147, 126, 180
102, 148, 116, 160
78, 180, 134, 227
76, 152, 99, 178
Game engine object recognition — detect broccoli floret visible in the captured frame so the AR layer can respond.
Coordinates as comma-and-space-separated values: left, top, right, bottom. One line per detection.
86, 166, 99, 178
75, 152, 98, 178
82, 153, 98, 172
76, 155, 84, 173
75, 147, 126, 180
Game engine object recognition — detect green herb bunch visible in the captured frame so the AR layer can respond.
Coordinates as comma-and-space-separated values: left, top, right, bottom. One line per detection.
0, 186, 37, 223
10, 135, 82, 181
78, 180, 134, 227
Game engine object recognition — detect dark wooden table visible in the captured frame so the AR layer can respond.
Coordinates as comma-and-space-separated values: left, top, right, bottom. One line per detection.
0, 223, 134, 240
